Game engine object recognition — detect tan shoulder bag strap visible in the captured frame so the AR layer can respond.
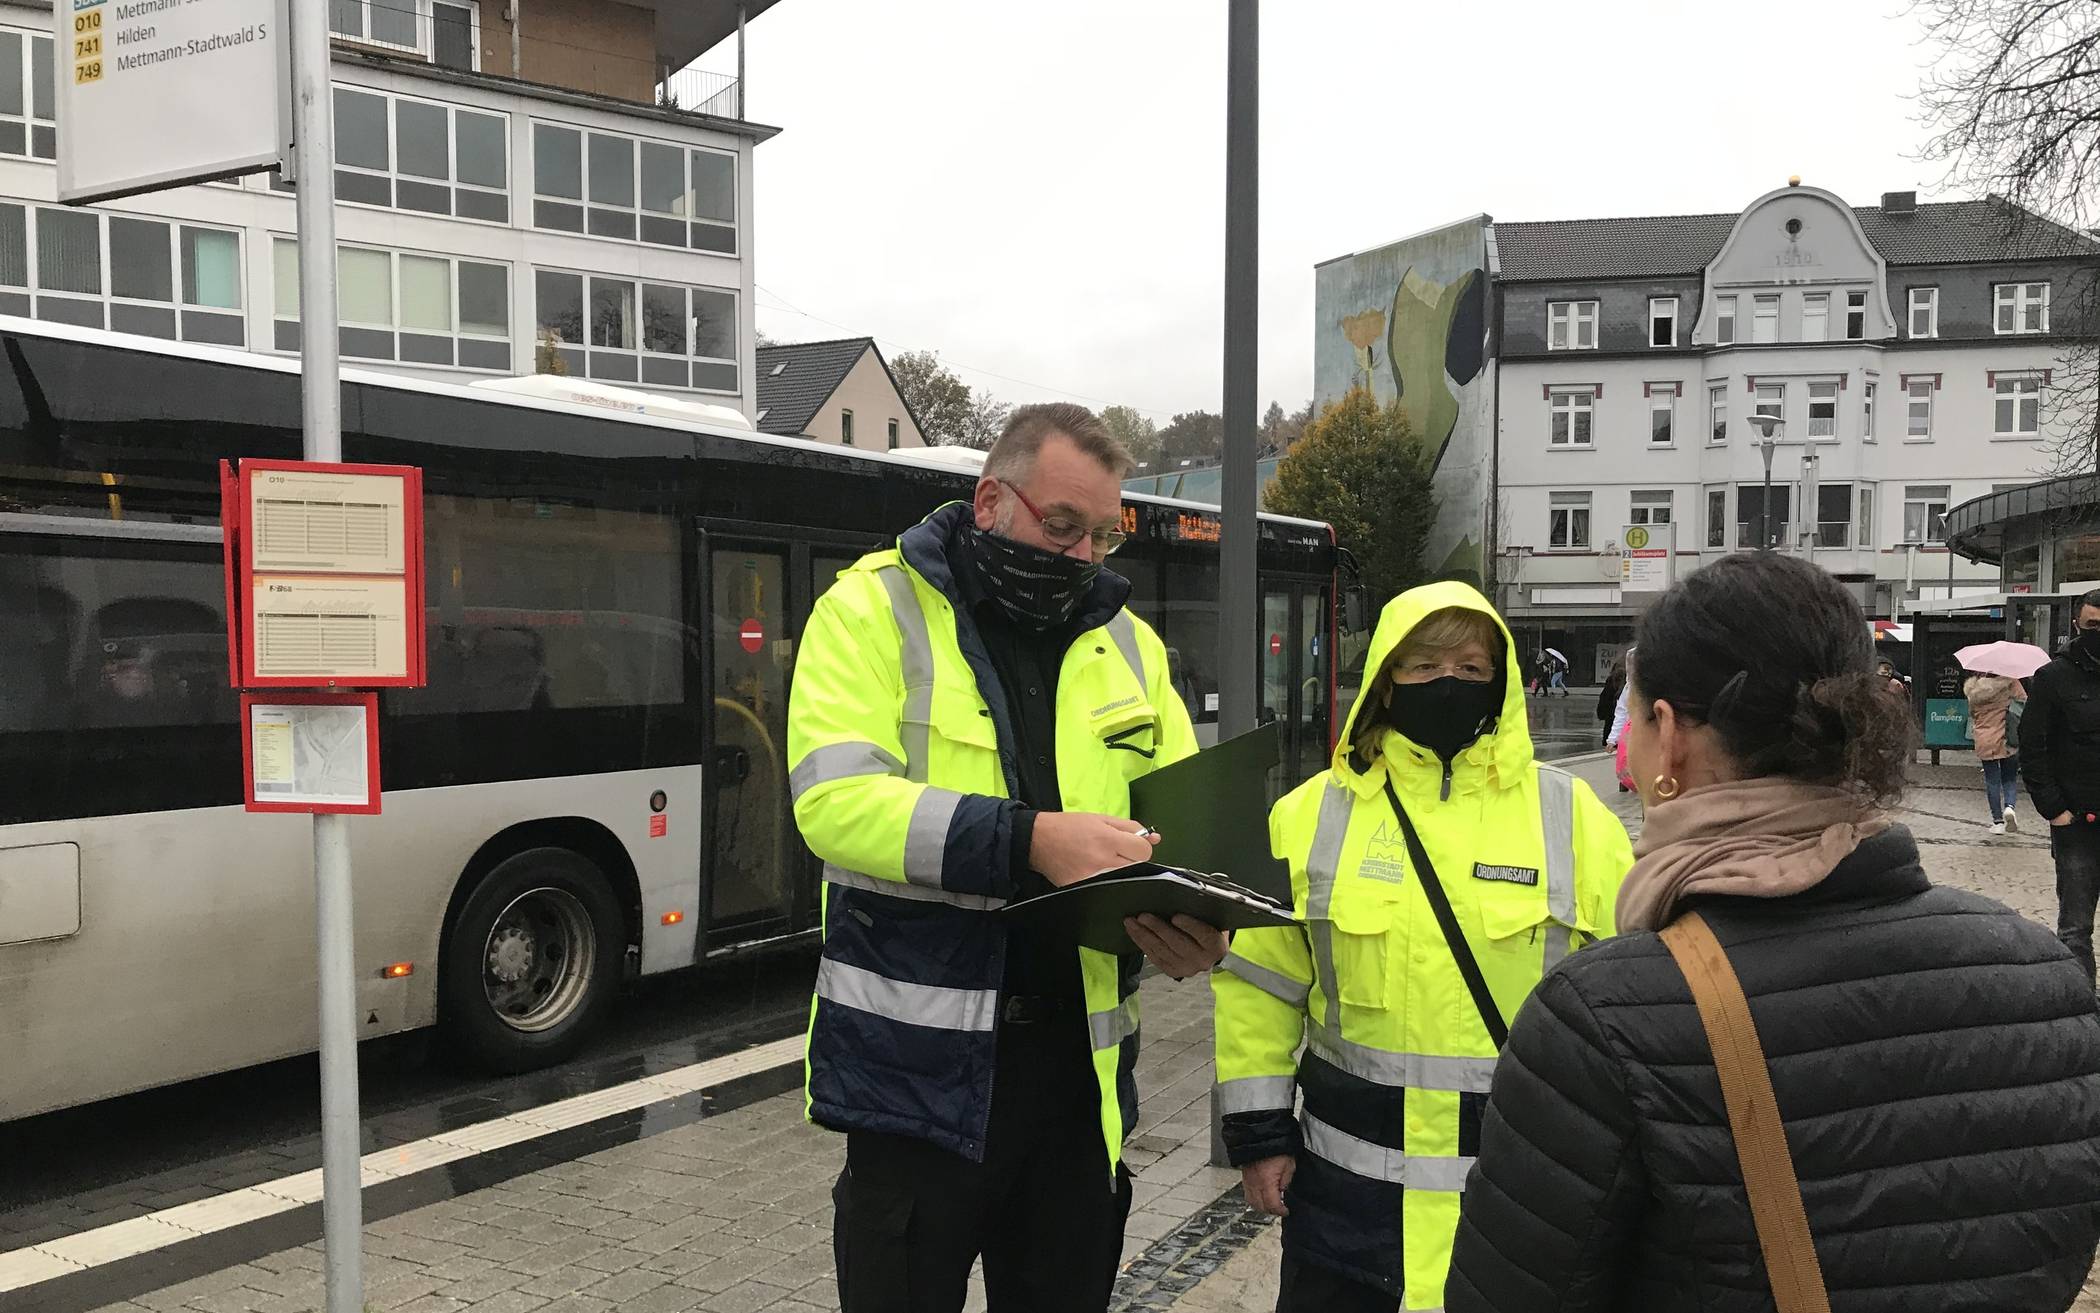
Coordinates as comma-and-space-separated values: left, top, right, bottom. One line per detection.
1660, 912, 1832, 1313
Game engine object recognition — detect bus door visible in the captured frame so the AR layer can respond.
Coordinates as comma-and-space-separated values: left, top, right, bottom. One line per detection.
1259, 577, 1333, 795
697, 527, 879, 942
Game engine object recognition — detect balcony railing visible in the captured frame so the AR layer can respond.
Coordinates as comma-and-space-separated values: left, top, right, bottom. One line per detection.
658, 68, 741, 119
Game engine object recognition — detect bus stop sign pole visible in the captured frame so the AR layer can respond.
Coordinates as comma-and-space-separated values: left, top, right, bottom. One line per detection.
288, 4, 364, 1311
1212, 0, 1258, 1168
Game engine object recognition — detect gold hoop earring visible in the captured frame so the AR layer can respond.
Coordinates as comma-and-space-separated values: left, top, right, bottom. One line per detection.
1652, 775, 1681, 801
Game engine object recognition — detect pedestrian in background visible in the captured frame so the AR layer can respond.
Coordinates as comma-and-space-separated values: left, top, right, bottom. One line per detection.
789, 403, 1227, 1313
1447, 553, 2100, 1313
1596, 656, 1627, 748
2020, 590, 2100, 987
1214, 583, 1632, 1312
1964, 670, 2025, 834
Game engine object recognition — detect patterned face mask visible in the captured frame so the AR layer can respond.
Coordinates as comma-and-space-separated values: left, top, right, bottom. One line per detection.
961, 522, 1101, 631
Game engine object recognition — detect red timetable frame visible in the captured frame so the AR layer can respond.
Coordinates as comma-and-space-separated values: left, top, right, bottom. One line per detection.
219, 458, 427, 690
239, 691, 383, 815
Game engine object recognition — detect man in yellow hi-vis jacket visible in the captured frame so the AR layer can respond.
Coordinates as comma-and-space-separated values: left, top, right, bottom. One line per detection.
1214, 583, 1633, 1311
791, 403, 1228, 1313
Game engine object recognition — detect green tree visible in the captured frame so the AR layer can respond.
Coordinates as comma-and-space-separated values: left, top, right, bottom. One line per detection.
891, 350, 976, 444
1099, 404, 1162, 469
1260, 401, 1286, 453
892, 349, 1009, 449
1264, 388, 1436, 604
1158, 409, 1224, 466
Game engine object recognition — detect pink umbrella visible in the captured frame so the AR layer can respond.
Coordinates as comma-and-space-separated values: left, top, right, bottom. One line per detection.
1955, 641, 2052, 679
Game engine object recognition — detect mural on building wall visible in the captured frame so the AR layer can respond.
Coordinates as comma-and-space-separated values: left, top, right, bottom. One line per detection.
1313, 216, 1491, 587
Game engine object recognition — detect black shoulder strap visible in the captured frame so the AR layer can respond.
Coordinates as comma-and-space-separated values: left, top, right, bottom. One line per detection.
1383, 779, 1510, 1050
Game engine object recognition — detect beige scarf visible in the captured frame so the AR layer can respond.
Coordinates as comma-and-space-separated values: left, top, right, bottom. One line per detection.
1616, 776, 1889, 933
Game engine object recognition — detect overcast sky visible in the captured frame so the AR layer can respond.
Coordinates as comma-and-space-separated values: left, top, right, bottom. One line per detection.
708, 0, 1951, 422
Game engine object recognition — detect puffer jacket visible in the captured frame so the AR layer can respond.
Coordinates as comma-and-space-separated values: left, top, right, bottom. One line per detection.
1446, 826, 2100, 1313
1964, 674, 2022, 761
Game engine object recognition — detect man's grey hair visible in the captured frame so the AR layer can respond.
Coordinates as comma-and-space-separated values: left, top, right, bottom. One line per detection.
982, 403, 1136, 488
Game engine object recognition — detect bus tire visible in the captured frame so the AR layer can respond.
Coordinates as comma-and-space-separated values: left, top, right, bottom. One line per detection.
438, 847, 624, 1073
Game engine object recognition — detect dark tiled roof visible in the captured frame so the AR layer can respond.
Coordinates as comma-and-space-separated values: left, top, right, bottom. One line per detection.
754, 337, 872, 436
1494, 197, 2095, 282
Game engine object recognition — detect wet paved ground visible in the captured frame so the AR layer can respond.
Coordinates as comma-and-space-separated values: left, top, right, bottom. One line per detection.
7, 752, 2095, 1313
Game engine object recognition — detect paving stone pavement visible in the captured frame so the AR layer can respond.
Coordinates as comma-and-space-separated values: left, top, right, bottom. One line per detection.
63, 754, 2100, 1313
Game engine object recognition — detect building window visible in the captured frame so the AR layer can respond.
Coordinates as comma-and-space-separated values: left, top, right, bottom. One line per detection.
1845, 289, 1867, 340
1906, 379, 1934, 440
1547, 301, 1597, 351
535, 269, 738, 393
1904, 486, 1950, 544
1801, 293, 1829, 343
0, 204, 245, 345
1995, 282, 2051, 335
1858, 485, 1874, 547
1863, 380, 1877, 442
1715, 296, 1736, 345
1708, 383, 1727, 444
841, 409, 855, 445
0, 27, 53, 161
1706, 488, 1728, 548
1629, 490, 1672, 525
1908, 287, 1938, 338
327, 87, 508, 223
532, 122, 738, 255
330, 0, 478, 69
1996, 375, 2042, 436
1548, 492, 1591, 550
887, 418, 900, 450
1737, 483, 1791, 549
1649, 297, 1678, 348
1649, 385, 1677, 445
1548, 389, 1595, 447
1754, 383, 1784, 430
274, 238, 509, 370
1752, 295, 1779, 344
1814, 482, 1853, 548
1808, 381, 1838, 439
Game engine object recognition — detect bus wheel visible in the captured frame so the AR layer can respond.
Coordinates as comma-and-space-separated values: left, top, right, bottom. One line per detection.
439, 848, 624, 1073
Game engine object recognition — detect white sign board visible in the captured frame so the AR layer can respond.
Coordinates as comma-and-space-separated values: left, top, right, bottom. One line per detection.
56, 0, 288, 204
1620, 523, 1675, 593
248, 701, 373, 808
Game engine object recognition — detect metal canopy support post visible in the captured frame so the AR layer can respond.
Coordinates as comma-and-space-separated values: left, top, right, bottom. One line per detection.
1211, 0, 1258, 1168
291, 4, 362, 1311
736, 4, 747, 120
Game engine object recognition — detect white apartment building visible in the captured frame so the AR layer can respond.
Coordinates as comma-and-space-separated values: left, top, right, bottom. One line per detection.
1493, 182, 2088, 674
0, 0, 774, 415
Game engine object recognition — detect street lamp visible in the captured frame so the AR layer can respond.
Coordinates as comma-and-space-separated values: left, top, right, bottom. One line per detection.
1745, 413, 1785, 550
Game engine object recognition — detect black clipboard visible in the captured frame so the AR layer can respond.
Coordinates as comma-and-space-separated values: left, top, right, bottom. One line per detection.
1130, 722, 1293, 908
1000, 862, 1298, 955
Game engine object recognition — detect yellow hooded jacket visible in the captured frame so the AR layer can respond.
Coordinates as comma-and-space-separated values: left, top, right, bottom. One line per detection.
1212, 582, 1633, 1307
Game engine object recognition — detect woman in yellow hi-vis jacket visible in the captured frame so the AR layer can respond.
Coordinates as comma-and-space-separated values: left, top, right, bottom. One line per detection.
1213, 582, 1633, 1312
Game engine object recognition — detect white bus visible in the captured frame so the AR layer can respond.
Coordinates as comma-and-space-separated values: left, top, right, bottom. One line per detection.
0, 320, 1349, 1121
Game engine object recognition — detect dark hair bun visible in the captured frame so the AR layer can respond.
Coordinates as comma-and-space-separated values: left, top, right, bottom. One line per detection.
1634, 554, 1915, 803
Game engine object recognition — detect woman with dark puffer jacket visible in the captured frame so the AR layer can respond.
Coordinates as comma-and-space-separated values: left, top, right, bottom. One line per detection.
1446, 552, 2100, 1313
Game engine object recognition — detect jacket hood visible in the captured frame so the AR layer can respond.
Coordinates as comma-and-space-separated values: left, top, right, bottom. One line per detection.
1335, 581, 1534, 796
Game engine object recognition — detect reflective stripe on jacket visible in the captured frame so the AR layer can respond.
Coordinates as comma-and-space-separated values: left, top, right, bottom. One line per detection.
790, 502, 1198, 1167
1213, 581, 1634, 1308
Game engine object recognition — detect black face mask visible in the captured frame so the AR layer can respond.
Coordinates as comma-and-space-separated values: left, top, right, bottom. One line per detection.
1385, 676, 1503, 762
2079, 629, 2100, 664
960, 523, 1101, 631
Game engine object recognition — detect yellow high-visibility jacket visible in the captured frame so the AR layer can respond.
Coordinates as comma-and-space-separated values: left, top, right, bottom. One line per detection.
790, 502, 1198, 1167
1213, 582, 1633, 1307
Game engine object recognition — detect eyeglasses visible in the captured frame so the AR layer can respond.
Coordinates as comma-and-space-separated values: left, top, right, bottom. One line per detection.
999, 479, 1128, 555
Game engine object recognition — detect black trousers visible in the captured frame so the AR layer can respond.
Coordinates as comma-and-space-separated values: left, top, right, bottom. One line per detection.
833, 1016, 1132, 1313
1275, 1249, 1398, 1313
2054, 822, 2100, 986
